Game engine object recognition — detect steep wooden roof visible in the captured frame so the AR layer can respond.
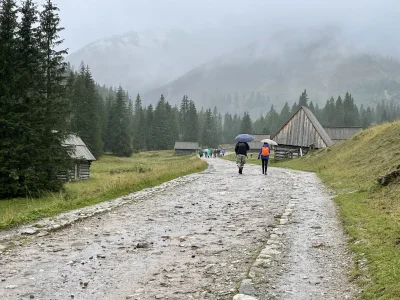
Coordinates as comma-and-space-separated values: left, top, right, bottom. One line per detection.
62, 135, 96, 161
174, 142, 199, 150
273, 106, 333, 148
323, 126, 363, 143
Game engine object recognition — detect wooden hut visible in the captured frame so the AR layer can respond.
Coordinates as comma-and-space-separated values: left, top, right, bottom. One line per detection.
323, 126, 363, 144
174, 142, 199, 156
59, 135, 96, 181
273, 106, 333, 159
248, 134, 271, 153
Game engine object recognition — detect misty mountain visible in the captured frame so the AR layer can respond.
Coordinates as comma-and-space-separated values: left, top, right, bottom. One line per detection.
142, 28, 400, 115
66, 28, 251, 94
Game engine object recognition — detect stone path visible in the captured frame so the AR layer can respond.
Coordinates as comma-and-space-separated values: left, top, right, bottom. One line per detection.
0, 158, 358, 300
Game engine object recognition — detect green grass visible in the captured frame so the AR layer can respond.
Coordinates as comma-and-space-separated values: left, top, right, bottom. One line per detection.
269, 121, 400, 299
0, 151, 207, 229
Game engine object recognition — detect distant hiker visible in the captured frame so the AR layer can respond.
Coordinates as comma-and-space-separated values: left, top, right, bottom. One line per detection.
235, 141, 250, 174
205, 148, 209, 158
258, 142, 270, 175
221, 149, 225, 156
213, 149, 217, 158
199, 149, 204, 158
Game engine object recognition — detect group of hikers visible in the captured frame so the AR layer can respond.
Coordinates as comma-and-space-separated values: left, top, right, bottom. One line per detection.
235, 141, 270, 175
199, 142, 271, 175
199, 148, 226, 158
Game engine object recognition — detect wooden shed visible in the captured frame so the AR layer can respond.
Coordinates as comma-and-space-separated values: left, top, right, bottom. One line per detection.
248, 134, 271, 153
174, 142, 199, 156
273, 106, 333, 159
59, 135, 96, 181
323, 126, 363, 144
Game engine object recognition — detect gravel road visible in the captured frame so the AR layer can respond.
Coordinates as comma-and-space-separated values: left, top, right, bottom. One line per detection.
0, 158, 358, 300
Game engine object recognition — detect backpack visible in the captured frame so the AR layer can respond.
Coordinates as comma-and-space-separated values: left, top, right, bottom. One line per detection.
261, 146, 270, 156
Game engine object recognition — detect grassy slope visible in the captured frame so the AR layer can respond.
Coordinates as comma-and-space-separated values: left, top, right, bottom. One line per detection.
0, 151, 207, 229
272, 121, 400, 299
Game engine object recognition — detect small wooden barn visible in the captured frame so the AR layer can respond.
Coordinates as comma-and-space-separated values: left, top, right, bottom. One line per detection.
273, 106, 333, 159
174, 142, 199, 156
323, 126, 363, 144
248, 134, 271, 153
59, 135, 96, 181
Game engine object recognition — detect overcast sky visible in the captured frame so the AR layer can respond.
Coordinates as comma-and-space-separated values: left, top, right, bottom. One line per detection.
46, 0, 400, 55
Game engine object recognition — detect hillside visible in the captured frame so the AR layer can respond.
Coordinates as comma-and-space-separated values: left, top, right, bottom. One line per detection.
143, 29, 400, 114
273, 121, 400, 298
66, 29, 216, 93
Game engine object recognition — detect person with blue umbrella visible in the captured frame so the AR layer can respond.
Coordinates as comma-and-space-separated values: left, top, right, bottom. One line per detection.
234, 134, 253, 174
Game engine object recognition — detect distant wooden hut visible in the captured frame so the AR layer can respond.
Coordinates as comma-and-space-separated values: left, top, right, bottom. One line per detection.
248, 134, 271, 153
174, 142, 199, 156
323, 126, 363, 144
59, 135, 96, 181
273, 106, 333, 159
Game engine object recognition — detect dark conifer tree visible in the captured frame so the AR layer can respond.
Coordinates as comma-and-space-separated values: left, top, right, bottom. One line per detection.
240, 111, 253, 134
201, 108, 215, 147
145, 104, 155, 150
179, 95, 190, 141
153, 95, 168, 149
103, 94, 115, 152
298, 89, 308, 107
222, 113, 234, 143
335, 95, 344, 126
187, 100, 199, 142
279, 102, 291, 128
132, 94, 145, 151
0, 0, 21, 197
109, 86, 133, 156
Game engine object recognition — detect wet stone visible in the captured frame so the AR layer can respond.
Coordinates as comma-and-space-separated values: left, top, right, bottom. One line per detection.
239, 279, 257, 295
21, 228, 38, 235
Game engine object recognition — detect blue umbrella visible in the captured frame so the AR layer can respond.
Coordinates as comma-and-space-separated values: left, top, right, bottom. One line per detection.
235, 134, 254, 143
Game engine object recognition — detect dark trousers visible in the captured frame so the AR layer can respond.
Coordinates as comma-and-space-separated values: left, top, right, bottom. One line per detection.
262, 159, 269, 174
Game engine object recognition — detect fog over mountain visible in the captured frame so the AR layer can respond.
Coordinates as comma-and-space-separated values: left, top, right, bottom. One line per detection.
61, 0, 400, 113
141, 27, 400, 115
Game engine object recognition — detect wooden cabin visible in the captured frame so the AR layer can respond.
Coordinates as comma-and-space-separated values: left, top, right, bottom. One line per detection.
273, 106, 333, 159
59, 135, 96, 181
248, 134, 271, 153
323, 126, 363, 144
174, 142, 199, 156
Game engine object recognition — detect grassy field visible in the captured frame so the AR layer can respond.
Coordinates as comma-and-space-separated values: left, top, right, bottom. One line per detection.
231, 122, 400, 299
0, 151, 207, 230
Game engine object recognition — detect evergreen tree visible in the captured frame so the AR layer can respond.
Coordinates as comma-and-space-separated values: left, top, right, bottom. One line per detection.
109, 86, 133, 156
132, 94, 145, 151
145, 104, 155, 150
222, 113, 234, 143
322, 97, 336, 126
187, 100, 199, 142
153, 95, 168, 149
240, 111, 252, 133
343, 92, 359, 126
103, 94, 114, 152
279, 102, 291, 127
298, 89, 308, 107
165, 102, 179, 148
201, 109, 216, 147
0, 0, 21, 197
265, 105, 280, 135
290, 101, 298, 114
179, 95, 190, 141
335, 96, 344, 126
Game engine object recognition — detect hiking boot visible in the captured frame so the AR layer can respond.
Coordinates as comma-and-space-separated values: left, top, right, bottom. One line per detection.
239, 168, 242, 174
